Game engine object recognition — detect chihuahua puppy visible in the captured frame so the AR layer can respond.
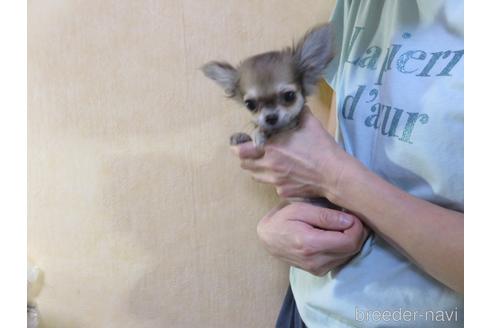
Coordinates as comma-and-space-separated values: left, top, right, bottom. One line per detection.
201, 24, 333, 148
202, 24, 341, 210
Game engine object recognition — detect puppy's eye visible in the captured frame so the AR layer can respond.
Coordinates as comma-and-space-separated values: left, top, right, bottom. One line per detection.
244, 99, 257, 111
283, 91, 296, 103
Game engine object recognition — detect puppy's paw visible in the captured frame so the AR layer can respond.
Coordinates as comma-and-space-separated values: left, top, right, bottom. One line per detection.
230, 132, 252, 145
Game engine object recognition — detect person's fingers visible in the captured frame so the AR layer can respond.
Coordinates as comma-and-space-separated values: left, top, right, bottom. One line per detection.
283, 203, 367, 254
258, 203, 364, 273
262, 201, 290, 220
252, 174, 277, 185
240, 159, 262, 171
299, 228, 351, 254
274, 185, 317, 198
273, 235, 353, 275
339, 217, 367, 251
289, 202, 355, 231
313, 216, 366, 254
240, 155, 282, 175
230, 142, 265, 159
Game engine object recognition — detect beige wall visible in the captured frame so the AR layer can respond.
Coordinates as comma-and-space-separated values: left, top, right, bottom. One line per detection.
27, 1, 335, 327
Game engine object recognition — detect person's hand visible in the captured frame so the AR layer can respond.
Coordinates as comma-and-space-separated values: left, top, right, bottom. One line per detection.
230, 107, 353, 201
257, 202, 369, 276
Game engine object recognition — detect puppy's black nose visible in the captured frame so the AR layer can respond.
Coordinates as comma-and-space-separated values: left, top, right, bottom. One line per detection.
265, 114, 278, 125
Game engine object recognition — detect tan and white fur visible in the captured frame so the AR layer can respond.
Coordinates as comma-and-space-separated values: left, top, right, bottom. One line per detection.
201, 24, 341, 210
201, 24, 334, 148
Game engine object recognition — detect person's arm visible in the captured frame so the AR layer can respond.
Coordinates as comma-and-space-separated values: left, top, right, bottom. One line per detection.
330, 152, 464, 292
233, 109, 464, 293
324, 90, 463, 292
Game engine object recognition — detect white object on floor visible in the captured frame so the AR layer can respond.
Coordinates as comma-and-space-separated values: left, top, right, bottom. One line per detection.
27, 264, 41, 328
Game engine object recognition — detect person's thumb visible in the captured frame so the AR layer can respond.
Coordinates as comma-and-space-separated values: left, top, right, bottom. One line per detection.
230, 141, 264, 159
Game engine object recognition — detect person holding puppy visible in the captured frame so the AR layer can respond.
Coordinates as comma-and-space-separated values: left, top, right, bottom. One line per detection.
231, 0, 464, 327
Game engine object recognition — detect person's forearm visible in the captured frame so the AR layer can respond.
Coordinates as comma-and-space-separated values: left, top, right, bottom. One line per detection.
326, 156, 464, 292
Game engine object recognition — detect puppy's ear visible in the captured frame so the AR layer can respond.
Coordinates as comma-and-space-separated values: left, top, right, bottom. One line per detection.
201, 61, 239, 97
294, 24, 334, 95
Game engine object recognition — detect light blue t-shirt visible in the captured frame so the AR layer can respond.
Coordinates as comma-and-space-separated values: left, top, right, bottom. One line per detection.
290, 0, 464, 327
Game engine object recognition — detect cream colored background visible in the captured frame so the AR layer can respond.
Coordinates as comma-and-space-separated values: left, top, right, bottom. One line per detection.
28, 1, 335, 327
